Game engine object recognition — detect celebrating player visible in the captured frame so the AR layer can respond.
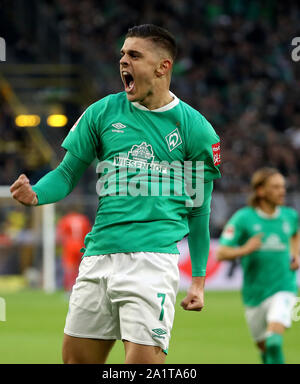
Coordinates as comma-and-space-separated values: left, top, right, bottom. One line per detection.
217, 168, 299, 364
10, 24, 221, 364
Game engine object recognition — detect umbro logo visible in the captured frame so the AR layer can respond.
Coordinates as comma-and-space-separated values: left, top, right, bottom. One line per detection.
112, 122, 126, 133
112, 123, 126, 129
151, 328, 167, 340
152, 328, 167, 335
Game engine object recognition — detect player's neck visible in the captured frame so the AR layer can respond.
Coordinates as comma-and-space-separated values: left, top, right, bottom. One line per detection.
138, 89, 174, 110
258, 200, 277, 215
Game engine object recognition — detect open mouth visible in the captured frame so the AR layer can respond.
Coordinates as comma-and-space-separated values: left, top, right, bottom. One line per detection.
122, 71, 135, 93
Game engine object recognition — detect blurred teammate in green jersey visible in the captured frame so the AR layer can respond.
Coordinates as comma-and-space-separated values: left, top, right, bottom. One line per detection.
217, 168, 299, 364
10, 24, 221, 364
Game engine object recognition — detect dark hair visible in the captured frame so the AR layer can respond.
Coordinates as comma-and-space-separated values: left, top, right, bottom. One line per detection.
126, 24, 177, 60
248, 167, 281, 207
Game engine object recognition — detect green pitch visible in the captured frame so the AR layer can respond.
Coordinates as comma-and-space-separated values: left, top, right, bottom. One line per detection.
0, 290, 299, 364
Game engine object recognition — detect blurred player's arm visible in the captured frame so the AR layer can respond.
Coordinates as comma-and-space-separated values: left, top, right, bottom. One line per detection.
216, 234, 262, 261
10, 151, 89, 206
290, 231, 300, 270
181, 181, 212, 312
216, 209, 262, 261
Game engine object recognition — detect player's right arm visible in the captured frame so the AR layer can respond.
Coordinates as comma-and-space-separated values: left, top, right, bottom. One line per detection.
10, 152, 90, 206
11, 103, 100, 206
216, 210, 262, 261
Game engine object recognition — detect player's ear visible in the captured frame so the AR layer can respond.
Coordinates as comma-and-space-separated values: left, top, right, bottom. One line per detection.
256, 186, 265, 198
155, 58, 172, 78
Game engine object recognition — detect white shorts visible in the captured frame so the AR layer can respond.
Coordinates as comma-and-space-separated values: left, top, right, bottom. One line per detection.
245, 291, 297, 342
64, 252, 180, 352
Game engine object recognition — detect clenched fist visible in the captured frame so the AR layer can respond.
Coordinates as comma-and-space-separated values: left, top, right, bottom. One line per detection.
180, 276, 205, 312
10, 174, 38, 206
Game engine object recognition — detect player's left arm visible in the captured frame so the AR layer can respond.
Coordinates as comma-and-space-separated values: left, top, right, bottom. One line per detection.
180, 181, 212, 312
181, 115, 220, 312
290, 231, 300, 270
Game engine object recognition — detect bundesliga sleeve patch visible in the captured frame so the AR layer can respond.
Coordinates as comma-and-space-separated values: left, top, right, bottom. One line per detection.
222, 225, 235, 240
212, 142, 221, 166
71, 111, 86, 132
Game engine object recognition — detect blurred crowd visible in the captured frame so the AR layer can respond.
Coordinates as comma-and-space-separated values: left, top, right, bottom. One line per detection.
1, 0, 300, 193
0, 95, 52, 185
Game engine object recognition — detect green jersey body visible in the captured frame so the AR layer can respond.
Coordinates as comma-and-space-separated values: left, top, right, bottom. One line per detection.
62, 92, 220, 256
219, 206, 299, 306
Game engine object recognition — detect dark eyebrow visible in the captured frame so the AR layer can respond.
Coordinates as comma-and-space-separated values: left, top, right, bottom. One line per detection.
120, 49, 143, 56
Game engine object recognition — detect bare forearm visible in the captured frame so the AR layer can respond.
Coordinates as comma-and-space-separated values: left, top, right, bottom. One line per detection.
191, 276, 205, 289
290, 232, 300, 260
216, 245, 248, 261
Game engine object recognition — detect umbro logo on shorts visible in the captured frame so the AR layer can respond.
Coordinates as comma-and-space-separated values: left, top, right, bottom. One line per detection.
152, 328, 167, 339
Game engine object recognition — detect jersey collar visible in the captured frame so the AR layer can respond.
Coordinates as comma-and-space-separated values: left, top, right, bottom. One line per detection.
255, 207, 280, 219
131, 92, 179, 112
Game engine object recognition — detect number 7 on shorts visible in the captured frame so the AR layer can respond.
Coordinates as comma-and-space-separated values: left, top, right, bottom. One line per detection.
157, 293, 166, 321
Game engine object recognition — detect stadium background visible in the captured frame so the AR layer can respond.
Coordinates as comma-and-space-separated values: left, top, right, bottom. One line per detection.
0, 0, 299, 363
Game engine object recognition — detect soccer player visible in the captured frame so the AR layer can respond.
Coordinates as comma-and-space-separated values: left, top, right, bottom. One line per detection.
56, 209, 91, 291
217, 168, 299, 364
10, 24, 221, 364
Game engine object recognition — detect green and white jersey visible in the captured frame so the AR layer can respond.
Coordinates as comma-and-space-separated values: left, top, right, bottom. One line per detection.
62, 92, 221, 256
219, 206, 299, 306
